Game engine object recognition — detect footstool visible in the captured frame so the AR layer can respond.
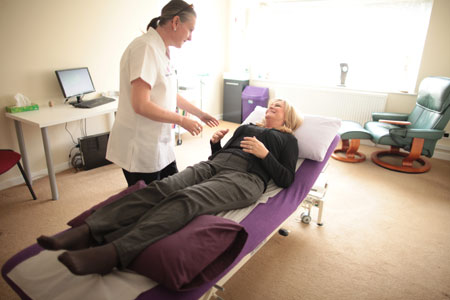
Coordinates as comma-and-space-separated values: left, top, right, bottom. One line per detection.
332, 120, 372, 163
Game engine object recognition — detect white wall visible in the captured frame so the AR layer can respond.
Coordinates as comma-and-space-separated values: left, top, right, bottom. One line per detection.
171, 0, 229, 118
1, 0, 449, 189
0, 0, 229, 188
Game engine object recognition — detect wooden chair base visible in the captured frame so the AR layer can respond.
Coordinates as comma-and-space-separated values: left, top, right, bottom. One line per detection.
371, 149, 431, 173
332, 139, 366, 163
371, 138, 431, 173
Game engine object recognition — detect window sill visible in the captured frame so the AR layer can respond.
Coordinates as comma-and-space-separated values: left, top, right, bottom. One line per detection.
250, 78, 418, 97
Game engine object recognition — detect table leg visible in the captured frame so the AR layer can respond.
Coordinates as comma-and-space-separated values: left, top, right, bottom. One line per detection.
108, 112, 115, 129
14, 120, 32, 184
316, 199, 324, 226
41, 127, 59, 200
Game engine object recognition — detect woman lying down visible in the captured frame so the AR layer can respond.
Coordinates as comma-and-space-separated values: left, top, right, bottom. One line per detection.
37, 99, 303, 276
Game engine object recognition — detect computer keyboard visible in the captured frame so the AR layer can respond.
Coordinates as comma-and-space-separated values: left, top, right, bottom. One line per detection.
72, 97, 116, 108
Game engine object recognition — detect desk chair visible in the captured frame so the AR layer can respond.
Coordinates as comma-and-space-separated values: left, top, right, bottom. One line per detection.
0, 149, 37, 199
364, 76, 450, 173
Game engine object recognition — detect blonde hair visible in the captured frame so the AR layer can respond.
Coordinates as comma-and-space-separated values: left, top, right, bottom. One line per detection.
257, 99, 303, 134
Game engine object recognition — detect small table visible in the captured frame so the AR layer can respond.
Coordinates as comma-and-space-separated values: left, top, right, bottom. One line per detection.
5, 101, 117, 200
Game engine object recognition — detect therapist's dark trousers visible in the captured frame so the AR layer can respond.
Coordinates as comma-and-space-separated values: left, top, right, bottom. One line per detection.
122, 161, 178, 187
86, 153, 264, 268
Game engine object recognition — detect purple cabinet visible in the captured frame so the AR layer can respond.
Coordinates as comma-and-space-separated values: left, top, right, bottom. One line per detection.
242, 86, 269, 122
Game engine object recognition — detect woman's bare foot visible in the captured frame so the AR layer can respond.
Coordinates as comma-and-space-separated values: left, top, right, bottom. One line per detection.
37, 224, 93, 250
58, 243, 118, 275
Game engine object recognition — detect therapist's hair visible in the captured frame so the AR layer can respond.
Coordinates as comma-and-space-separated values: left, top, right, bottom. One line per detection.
258, 99, 303, 134
147, 0, 196, 31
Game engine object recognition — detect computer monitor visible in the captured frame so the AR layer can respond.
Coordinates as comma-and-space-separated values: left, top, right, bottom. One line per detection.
55, 67, 95, 103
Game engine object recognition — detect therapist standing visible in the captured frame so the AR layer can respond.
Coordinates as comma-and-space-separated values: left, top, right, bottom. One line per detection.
107, 0, 219, 187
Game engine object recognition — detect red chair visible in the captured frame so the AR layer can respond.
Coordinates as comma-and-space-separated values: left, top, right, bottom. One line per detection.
0, 149, 37, 200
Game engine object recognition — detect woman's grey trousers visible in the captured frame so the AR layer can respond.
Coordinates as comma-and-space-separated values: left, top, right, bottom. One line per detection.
85, 152, 264, 268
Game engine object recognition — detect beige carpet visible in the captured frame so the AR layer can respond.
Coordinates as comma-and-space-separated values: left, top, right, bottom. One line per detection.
1, 121, 450, 300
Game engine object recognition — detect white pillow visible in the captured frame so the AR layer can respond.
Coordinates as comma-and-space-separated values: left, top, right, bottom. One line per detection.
242, 105, 266, 124
295, 114, 341, 161
242, 106, 341, 161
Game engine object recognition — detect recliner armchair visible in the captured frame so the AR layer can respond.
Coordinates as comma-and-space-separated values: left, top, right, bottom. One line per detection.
364, 76, 450, 173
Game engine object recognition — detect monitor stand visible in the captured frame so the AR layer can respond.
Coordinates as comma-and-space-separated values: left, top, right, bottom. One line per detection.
68, 95, 84, 106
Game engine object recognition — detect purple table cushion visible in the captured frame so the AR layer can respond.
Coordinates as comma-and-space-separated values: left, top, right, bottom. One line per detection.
130, 215, 247, 291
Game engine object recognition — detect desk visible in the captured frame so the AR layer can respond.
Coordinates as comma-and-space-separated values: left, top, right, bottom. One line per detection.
5, 101, 117, 200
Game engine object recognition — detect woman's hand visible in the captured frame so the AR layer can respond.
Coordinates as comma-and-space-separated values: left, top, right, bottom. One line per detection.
199, 112, 220, 128
211, 129, 229, 144
240, 136, 269, 159
180, 117, 203, 136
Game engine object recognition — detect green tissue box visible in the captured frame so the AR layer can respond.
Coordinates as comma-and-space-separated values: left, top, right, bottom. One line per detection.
5, 104, 39, 113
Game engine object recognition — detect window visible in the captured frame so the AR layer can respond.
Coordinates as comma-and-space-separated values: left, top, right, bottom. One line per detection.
238, 0, 433, 93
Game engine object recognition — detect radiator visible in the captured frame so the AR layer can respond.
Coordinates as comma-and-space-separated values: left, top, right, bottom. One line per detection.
274, 86, 387, 125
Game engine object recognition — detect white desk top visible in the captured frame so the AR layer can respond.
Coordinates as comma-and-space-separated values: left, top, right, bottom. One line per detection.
5, 101, 118, 128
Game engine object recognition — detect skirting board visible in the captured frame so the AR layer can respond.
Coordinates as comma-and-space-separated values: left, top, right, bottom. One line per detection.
0, 160, 72, 192
1, 131, 448, 192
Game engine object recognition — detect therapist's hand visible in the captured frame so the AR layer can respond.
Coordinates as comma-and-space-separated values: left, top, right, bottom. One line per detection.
199, 112, 219, 128
180, 117, 202, 136
211, 129, 229, 144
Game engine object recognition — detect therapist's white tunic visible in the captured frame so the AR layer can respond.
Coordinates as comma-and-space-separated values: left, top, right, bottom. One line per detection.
106, 28, 177, 173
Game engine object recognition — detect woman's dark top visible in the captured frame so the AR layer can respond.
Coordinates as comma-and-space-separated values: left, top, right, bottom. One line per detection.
209, 124, 299, 189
